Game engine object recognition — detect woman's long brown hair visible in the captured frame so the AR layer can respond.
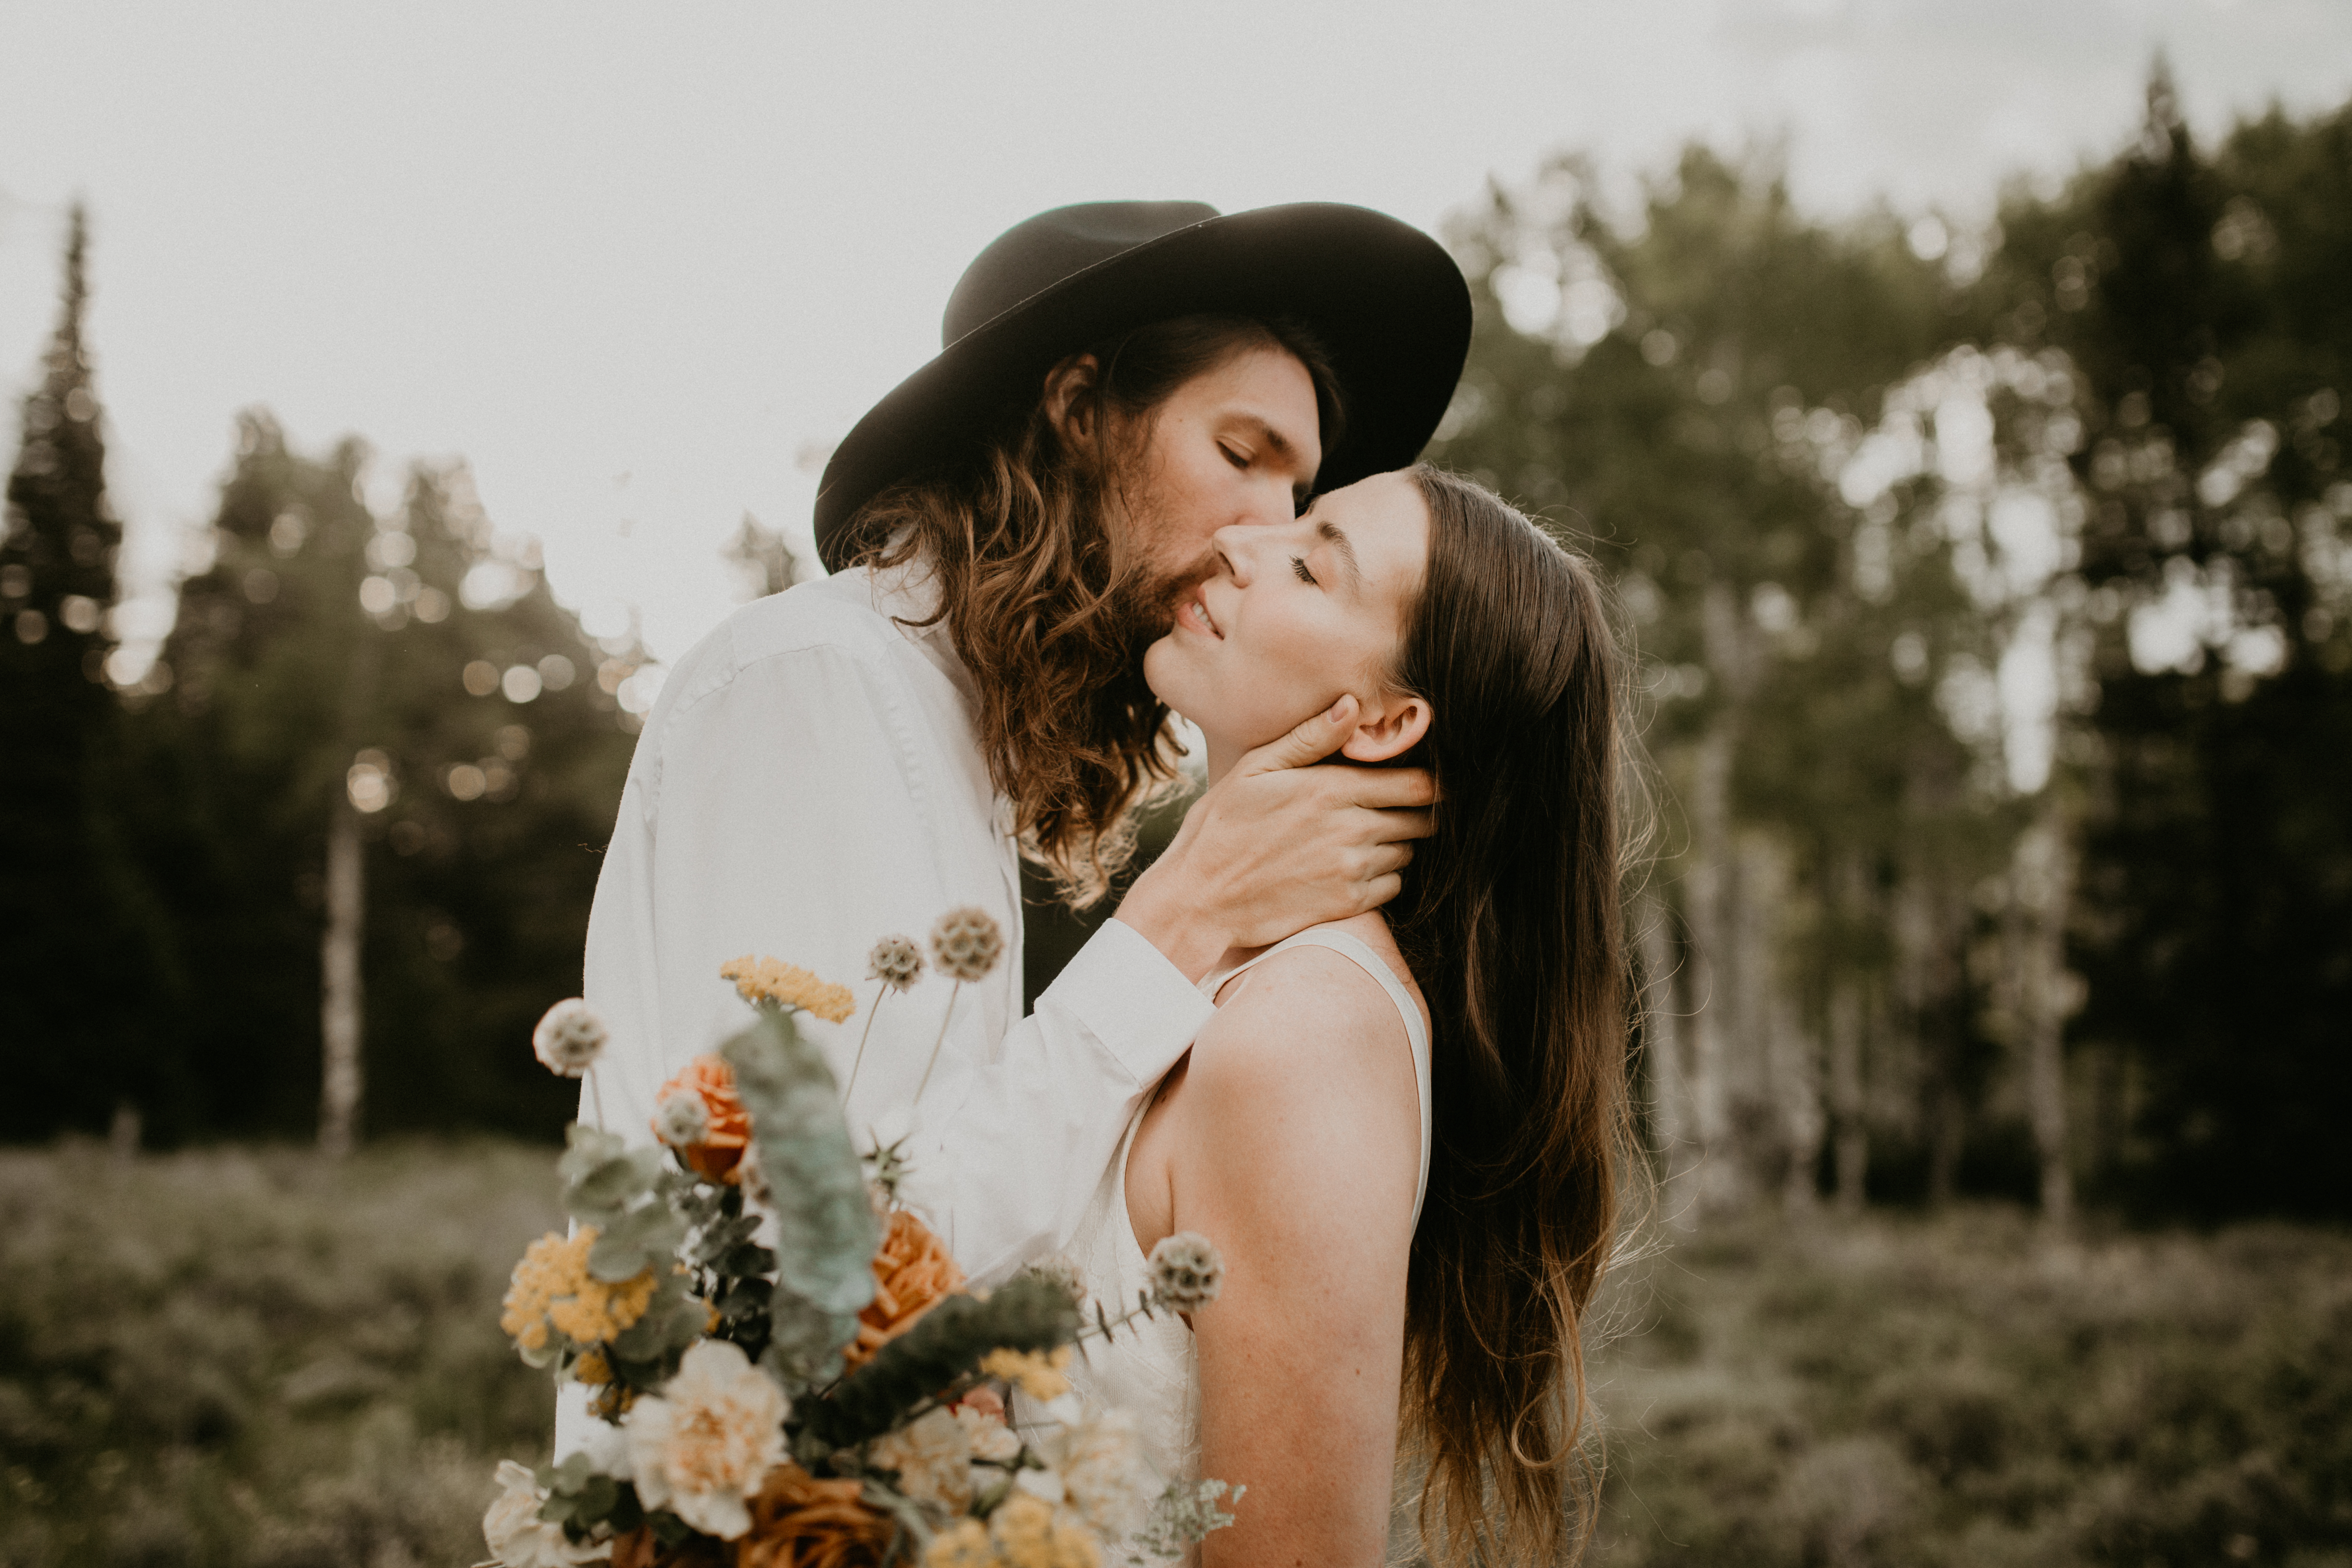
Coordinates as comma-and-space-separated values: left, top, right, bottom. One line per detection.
1389, 466, 1634, 1566
838, 314, 1343, 903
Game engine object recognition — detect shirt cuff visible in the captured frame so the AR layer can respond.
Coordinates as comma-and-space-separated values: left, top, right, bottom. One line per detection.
1043, 917, 1217, 1086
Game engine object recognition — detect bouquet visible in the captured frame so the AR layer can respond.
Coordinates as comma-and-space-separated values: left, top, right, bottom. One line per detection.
483, 909, 1240, 1568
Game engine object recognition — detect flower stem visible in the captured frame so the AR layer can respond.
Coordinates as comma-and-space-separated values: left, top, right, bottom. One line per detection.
913, 981, 963, 1103
844, 986, 888, 1104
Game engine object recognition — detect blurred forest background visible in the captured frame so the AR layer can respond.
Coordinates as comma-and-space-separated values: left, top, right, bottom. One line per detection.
3, 67, 2350, 1568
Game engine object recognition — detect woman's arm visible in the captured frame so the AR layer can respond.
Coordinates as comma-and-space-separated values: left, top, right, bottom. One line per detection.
1155, 945, 1424, 1568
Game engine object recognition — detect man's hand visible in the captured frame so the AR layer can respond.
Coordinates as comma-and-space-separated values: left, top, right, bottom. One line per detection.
1115, 696, 1438, 982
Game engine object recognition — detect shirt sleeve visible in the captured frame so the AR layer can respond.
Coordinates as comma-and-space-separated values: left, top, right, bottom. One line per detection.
920, 916, 1214, 1284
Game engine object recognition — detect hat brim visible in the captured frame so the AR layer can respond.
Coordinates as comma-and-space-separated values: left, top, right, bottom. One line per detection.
814, 202, 1471, 570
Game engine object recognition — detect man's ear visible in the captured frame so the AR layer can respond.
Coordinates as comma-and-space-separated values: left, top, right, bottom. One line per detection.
1043, 353, 1102, 445
1338, 693, 1433, 763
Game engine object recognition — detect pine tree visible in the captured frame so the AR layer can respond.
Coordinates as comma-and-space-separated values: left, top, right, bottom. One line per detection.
0, 206, 144, 1138
115, 416, 640, 1146
1982, 71, 2352, 1217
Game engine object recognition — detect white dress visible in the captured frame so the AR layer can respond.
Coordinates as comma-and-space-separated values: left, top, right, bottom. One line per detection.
1060, 924, 1434, 1493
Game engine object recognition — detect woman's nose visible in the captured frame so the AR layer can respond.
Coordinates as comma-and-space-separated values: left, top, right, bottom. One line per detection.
1210, 524, 1261, 585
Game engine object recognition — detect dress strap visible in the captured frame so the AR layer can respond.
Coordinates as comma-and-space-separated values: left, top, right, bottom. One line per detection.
1201, 927, 1433, 1227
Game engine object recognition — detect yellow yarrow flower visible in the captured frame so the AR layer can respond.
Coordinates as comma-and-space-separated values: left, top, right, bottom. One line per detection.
499, 1228, 659, 1355
572, 1349, 612, 1385
990, 1493, 1101, 1568
719, 955, 857, 1024
979, 1345, 1074, 1402
924, 1519, 996, 1568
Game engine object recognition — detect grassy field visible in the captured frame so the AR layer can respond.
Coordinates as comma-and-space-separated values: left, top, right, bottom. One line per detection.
1584, 1208, 2352, 1568
0, 1140, 561, 1568
0, 1142, 2346, 1567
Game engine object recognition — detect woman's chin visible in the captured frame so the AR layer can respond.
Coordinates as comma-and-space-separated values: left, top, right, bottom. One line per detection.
1141, 636, 1181, 704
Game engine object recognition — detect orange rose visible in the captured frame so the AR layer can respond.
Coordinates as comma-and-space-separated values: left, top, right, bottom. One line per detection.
734, 1463, 896, 1568
655, 1054, 753, 1184
842, 1209, 964, 1370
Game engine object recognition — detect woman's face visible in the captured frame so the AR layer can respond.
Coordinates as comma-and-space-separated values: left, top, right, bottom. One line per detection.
1144, 470, 1433, 771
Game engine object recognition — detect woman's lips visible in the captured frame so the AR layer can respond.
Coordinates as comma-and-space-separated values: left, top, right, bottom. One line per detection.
1177, 592, 1222, 639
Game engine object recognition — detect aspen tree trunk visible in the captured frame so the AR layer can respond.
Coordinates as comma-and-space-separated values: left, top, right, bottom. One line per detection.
1827, 976, 1867, 1213
319, 797, 364, 1158
1634, 891, 1696, 1224
1685, 581, 1759, 1216
1746, 840, 1823, 1214
1827, 851, 1869, 1213
2017, 810, 2076, 1228
1683, 724, 1738, 1215
1922, 886, 1965, 1210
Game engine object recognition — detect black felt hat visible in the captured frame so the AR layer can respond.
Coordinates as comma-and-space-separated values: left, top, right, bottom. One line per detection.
813, 200, 1472, 570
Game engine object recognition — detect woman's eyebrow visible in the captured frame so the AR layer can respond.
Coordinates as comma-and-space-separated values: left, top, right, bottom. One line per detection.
1315, 518, 1364, 594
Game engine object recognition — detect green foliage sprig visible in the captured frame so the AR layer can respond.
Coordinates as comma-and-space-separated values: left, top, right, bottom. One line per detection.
800, 1272, 1081, 1449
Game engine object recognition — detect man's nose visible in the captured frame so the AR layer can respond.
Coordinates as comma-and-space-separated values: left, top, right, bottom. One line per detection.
1236, 477, 1297, 530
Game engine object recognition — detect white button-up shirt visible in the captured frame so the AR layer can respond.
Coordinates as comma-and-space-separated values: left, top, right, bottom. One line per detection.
576, 561, 1214, 1282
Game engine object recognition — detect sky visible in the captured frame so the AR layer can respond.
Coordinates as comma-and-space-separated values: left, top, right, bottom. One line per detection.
4, 0, 2350, 677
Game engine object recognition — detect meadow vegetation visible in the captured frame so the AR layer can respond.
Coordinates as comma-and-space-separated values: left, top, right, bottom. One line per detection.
3, 1142, 2346, 1567
0, 1140, 558, 1567
1583, 1208, 2352, 1568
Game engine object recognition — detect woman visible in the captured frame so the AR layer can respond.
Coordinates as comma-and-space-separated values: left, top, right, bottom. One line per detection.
1064, 465, 1633, 1567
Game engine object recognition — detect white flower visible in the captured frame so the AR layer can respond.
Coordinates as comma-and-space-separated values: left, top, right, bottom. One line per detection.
626, 1340, 789, 1540
482, 1460, 609, 1567
1147, 1232, 1223, 1312
654, 1091, 711, 1148
961, 1406, 1022, 1464
870, 1406, 975, 1514
533, 999, 609, 1078
1047, 1410, 1149, 1541
565, 1422, 634, 1483
1014, 1466, 1065, 1505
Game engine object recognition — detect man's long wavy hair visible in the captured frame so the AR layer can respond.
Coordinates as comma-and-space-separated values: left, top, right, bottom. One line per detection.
1388, 466, 1636, 1567
837, 314, 1344, 903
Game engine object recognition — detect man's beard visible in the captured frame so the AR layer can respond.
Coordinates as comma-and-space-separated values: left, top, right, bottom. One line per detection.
1115, 545, 1219, 660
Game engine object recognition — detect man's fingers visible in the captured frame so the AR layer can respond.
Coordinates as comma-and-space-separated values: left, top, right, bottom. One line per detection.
1237, 694, 1359, 777
1368, 808, 1437, 843
1326, 765, 1438, 812
1364, 841, 1415, 878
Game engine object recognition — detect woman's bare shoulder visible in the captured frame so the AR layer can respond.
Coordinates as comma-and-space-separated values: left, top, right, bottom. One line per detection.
1166, 917, 1424, 1253
1185, 919, 1421, 1142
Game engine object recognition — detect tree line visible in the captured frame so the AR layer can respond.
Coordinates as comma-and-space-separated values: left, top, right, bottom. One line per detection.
1427, 68, 2350, 1223
0, 209, 807, 1150
3, 73, 2345, 1220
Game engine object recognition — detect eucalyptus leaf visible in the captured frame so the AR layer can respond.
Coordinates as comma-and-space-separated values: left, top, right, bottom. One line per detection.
577, 1473, 619, 1520
587, 1200, 686, 1282
721, 1010, 878, 1320
610, 1272, 698, 1363
564, 1146, 665, 1225
764, 1285, 854, 1387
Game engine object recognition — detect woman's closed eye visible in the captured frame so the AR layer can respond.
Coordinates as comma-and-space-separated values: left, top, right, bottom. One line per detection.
1222, 445, 1251, 470
1290, 555, 1318, 586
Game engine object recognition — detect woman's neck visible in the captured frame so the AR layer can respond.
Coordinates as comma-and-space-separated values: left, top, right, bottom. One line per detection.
1200, 733, 1244, 788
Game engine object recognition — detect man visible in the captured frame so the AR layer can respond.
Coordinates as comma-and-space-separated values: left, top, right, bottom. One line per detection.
579, 200, 1469, 1287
